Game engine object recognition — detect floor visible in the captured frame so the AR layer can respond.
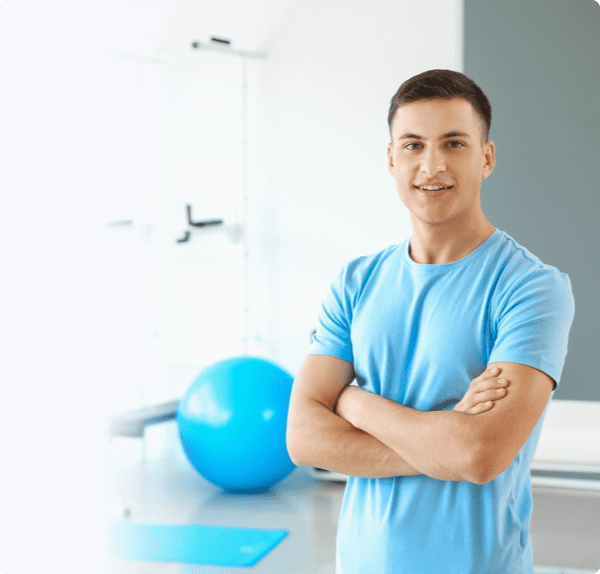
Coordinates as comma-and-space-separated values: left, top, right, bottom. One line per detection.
105, 440, 600, 574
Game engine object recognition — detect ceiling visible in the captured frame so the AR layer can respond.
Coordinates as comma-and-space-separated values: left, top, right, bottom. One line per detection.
106, 0, 297, 54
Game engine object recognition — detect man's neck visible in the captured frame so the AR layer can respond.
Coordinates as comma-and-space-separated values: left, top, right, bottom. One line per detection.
408, 216, 496, 265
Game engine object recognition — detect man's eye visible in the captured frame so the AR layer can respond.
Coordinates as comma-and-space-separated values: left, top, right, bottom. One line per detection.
405, 143, 421, 150
446, 141, 464, 148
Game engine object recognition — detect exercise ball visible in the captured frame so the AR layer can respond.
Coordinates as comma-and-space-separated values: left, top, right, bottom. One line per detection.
177, 356, 296, 493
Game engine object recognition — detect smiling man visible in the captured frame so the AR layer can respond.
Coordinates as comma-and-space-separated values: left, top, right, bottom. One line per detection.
286, 70, 575, 573
389, 96, 495, 262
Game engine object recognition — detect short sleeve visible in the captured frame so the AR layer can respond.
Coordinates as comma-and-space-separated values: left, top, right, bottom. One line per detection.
488, 267, 575, 389
308, 264, 354, 364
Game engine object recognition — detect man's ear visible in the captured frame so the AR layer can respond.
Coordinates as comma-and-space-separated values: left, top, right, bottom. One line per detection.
482, 140, 495, 179
387, 142, 396, 177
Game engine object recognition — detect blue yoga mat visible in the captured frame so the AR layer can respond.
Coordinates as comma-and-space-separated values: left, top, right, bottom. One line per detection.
106, 522, 288, 567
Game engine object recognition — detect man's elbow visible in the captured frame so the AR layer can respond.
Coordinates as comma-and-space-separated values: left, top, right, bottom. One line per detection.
468, 441, 512, 485
286, 424, 308, 467
470, 467, 504, 485
468, 468, 495, 486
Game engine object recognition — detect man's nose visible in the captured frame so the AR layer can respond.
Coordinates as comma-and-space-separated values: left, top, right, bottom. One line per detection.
419, 148, 447, 177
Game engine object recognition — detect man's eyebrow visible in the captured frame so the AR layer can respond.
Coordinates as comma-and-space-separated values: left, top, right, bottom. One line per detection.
397, 131, 471, 141
442, 131, 471, 139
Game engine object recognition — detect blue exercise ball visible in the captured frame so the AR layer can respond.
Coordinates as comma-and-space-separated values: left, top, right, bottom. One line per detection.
177, 356, 296, 493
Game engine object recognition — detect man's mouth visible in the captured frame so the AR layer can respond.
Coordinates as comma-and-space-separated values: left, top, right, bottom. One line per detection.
416, 185, 453, 191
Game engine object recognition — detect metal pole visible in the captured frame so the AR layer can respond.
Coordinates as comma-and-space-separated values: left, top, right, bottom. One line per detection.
241, 58, 250, 355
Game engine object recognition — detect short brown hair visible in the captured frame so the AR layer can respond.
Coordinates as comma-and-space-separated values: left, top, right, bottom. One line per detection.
388, 69, 492, 143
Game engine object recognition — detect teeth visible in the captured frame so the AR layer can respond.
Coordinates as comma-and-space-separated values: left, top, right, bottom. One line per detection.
418, 185, 450, 190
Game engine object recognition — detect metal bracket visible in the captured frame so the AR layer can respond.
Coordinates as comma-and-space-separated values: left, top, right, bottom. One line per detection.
176, 205, 224, 243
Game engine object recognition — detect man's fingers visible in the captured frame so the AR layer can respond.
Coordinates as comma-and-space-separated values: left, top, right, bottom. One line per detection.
479, 387, 506, 402
471, 387, 507, 407
454, 370, 508, 414
469, 400, 495, 414
460, 387, 507, 413
477, 367, 500, 382
474, 377, 508, 394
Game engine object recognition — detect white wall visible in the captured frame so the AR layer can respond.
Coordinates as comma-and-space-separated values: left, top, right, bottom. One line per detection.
0, 0, 106, 571
102, 53, 249, 416
250, 0, 462, 373
100, 0, 462, 461
0, 1, 460, 568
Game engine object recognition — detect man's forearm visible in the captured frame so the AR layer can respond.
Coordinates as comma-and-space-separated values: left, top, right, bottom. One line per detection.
287, 398, 422, 479
337, 387, 480, 482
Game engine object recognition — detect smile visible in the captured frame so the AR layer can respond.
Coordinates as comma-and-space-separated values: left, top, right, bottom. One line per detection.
416, 185, 453, 191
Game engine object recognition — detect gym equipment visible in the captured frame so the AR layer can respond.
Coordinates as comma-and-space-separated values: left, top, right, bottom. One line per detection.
109, 400, 179, 437
107, 522, 288, 566
177, 356, 296, 493
176, 204, 224, 243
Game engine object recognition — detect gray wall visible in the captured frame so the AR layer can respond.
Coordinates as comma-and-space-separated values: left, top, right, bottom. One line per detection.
465, 0, 600, 401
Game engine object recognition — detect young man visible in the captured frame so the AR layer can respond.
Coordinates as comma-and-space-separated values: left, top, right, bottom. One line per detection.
286, 70, 574, 573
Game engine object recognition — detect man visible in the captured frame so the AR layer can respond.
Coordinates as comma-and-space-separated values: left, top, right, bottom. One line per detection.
286, 70, 574, 573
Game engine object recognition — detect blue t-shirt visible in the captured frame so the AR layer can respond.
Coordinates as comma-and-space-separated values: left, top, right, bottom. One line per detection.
309, 229, 574, 574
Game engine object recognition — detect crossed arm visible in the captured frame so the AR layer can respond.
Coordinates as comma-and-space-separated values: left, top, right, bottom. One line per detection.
286, 354, 554, 484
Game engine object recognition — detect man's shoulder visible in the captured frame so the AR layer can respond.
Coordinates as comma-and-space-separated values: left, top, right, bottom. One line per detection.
340, 241, 406, 282
494, 230, 565, 270
490, 230, 572, 300
492, 230, 543, 266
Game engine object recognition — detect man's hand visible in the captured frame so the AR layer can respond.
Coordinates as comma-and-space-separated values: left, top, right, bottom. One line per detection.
453, 367, 509, 414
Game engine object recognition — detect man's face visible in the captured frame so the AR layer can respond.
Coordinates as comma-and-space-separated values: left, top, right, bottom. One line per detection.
387, 97, 495, 228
